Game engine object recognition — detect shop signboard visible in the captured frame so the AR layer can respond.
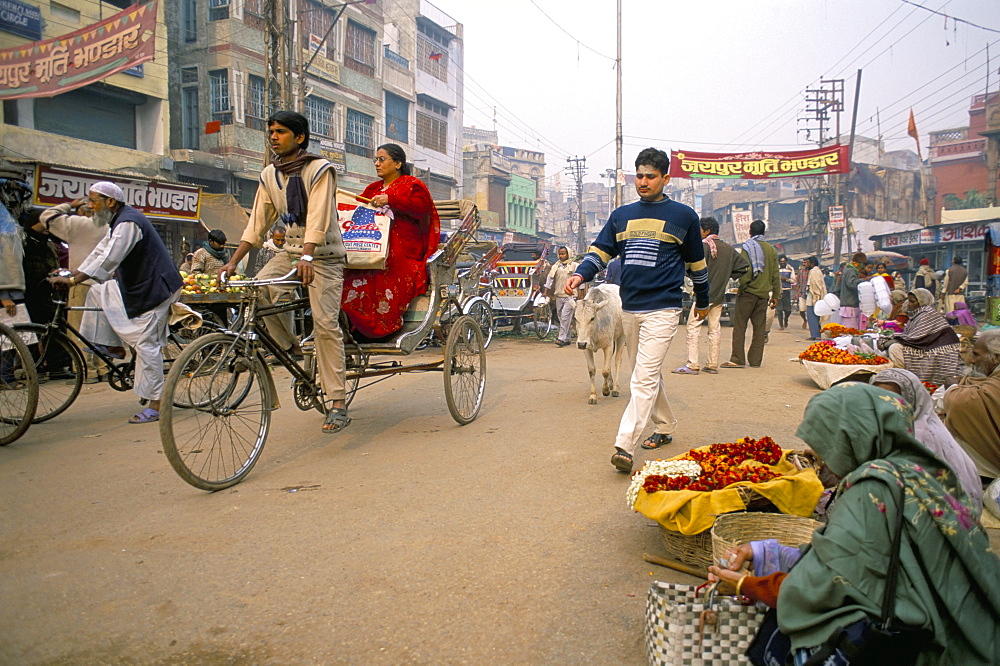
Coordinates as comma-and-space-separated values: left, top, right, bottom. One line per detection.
319, 139, 347, 174
669, 145, 849, 180
732, 210, 752, 244
940, 222, 990, 243
33, 164, 201, 220
0, 0, 157, 100
828, 205, 845, 229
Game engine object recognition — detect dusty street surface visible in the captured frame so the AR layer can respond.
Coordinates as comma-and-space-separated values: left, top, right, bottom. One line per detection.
0, 323, 861, 664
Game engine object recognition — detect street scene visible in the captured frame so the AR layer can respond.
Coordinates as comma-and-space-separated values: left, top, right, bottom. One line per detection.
3, 0, 1000, 664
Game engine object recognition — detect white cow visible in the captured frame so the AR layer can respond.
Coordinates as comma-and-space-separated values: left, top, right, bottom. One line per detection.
574, 284, 627, 405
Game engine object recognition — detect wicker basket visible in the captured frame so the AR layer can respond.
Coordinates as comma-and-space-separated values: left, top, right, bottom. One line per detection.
710, 513, 823, 573
658, 525, 715, 571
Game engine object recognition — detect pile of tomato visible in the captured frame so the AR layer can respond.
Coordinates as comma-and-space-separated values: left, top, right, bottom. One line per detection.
799, 340, 889, 365
642, 436, 784, 494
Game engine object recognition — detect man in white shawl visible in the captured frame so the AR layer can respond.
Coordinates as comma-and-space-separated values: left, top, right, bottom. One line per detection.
871, 367, 983, 513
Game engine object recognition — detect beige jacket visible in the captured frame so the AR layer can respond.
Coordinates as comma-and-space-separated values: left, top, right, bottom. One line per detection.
546, 260, 579, 296
806, 266, 826, 306
241, 159, 346, 261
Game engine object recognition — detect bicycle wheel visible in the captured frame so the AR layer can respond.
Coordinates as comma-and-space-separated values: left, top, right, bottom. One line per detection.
14, 325, 84, 422
463, 299, 495, 349
0, 323, 38, 445
443, 316, 487, 425
533, 304, 553, 339
160, 333, 273, 490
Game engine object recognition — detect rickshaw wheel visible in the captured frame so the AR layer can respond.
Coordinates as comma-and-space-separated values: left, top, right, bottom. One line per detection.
533, 304, 553, 339
463, 299, 495, 349
443, 316, 486, 425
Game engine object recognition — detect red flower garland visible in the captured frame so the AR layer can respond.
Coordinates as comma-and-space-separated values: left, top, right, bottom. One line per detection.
642, 436, 783, 494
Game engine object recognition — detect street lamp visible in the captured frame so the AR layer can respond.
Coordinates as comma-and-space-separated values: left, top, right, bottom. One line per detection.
603, 168, 615, 218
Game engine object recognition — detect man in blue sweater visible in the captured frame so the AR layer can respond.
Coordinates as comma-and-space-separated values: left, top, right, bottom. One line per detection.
566, 148, 709, 473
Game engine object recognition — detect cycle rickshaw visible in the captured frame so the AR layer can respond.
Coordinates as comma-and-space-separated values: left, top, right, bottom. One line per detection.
159, 200, 489, 490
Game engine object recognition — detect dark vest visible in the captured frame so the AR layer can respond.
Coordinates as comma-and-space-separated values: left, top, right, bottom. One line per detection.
110, 206, 183, 318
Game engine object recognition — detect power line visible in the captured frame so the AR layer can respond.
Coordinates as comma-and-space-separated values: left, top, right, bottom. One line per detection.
526, 0, 615, 61
899, 0, 1000, 34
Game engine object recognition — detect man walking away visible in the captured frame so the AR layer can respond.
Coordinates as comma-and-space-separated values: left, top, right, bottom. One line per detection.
49, 182, 183, 423
546, 246, 579, 347
943, 256, 968, 313
673, 216, 748, 375
722, 219, 780, 369
804, 256, 827, 340
776, 254, 795, 330
565, 147, 709, 474
837, 252, 869, 330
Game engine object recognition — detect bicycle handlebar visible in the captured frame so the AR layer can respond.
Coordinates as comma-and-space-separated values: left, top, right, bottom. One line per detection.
224, 268, 301, 287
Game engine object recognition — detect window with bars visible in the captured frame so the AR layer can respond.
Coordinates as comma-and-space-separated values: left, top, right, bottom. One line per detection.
209, 69, 232, 124
182, 0, 196, 42
417, 96, 448, 154
345, 108, 374, 157
344, 20, 376, 78
306, 96, 335, 139
300, 1, 335, 60
244, 0, 263, 16
246, 75, 266, 130
384, 92, 408, 143
208, 0, 229, 21
181, 87, 199, 149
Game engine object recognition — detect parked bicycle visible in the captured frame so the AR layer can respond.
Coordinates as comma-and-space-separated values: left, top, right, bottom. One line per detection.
0, 321, 38, 445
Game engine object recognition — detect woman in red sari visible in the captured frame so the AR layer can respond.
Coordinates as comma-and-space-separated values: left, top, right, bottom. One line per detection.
342, 144, 440, 339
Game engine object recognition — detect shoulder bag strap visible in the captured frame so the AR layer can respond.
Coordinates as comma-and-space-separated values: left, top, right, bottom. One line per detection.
879, 464, 907, 629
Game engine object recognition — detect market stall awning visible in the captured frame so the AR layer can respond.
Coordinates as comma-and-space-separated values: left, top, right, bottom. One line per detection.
199, 193, 249, 241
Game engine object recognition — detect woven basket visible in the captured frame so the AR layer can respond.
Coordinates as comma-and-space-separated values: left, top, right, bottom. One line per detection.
658, 525, 715, 571
710, 513, 823, 573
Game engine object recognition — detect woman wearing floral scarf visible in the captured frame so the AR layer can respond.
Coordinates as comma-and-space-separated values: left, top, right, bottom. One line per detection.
709, 383, 1000, 665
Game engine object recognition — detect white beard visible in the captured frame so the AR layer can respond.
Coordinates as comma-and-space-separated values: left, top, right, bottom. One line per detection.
92, 208, 113, 227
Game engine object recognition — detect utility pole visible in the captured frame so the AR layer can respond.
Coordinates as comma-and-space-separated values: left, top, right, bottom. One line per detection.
800, 78, 844, 266
566, 156, 588, 253
614, 0, 623, 208
265, 0, 295, 116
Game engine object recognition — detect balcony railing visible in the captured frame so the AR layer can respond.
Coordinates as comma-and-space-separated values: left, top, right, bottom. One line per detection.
384, 45, 409, 69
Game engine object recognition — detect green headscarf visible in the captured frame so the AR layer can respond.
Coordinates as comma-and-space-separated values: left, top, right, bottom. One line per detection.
778, 383, 1000, 664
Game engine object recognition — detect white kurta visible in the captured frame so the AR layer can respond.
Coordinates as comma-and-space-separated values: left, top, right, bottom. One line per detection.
78, 221, 179, 401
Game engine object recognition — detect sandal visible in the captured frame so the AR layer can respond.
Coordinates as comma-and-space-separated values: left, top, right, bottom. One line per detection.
128, 407, 159, 424
322, 407, 351, 433
94, 344, 125, 360
720, 361, 745, 368
641, 433, 673, 450
611, 448, 633, 473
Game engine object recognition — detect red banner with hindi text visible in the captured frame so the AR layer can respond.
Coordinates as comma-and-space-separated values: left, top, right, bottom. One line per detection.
669, 145, 849, 180
0, 0, 157, 100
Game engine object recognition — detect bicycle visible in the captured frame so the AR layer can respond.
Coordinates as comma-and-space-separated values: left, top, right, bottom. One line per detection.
160, 246, 488, 491
14, 283, 215, 422
0, 321, 38, 445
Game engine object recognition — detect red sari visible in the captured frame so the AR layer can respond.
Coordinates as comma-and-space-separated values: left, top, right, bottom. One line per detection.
341, 175, 440, 339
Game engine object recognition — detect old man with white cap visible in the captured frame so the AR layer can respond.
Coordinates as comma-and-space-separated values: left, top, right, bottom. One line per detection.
49, 181, 183, 423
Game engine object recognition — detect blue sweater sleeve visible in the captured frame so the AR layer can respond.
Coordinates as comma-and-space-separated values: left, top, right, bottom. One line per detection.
575, 215, 619, 283
681, 217, 710, 309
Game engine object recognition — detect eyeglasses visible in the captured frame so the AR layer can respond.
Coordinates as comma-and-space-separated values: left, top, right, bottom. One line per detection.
372, 156, 389, 164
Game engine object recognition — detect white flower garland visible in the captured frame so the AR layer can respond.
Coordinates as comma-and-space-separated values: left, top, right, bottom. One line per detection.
626, 459, 702, 509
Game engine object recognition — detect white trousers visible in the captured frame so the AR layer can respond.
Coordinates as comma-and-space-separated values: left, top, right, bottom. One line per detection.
614, 309, 680, 456
555, 296, 575, 343
81, 282, 179, 401
684, 303, 723, 370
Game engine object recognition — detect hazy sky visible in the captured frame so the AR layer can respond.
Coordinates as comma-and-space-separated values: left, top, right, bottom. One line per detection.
430, 0, 1000, 183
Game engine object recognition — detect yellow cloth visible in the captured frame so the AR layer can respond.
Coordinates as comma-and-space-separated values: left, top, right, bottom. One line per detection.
634, 448, 825, 535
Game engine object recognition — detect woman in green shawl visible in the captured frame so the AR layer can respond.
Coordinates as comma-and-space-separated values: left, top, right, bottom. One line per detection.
709, 382, 1000, 665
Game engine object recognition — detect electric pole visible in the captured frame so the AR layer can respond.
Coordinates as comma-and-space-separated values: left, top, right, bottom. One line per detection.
614, 0, 623, 208
799, 78, 844, 265
566, 156, 588, 254
265, 0, 295, 115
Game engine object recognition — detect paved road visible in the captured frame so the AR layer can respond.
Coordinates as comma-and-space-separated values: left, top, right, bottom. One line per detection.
0, 323, 867, 664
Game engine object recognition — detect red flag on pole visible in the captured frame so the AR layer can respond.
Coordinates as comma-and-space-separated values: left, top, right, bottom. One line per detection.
907, 109, 918, 141
428, 51, 443, 61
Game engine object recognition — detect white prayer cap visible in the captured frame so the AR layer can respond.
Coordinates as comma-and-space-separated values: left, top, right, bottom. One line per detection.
89, 181, 125, 202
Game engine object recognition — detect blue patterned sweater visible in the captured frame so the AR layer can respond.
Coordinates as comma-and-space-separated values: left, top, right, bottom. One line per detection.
574, 197, 709, 312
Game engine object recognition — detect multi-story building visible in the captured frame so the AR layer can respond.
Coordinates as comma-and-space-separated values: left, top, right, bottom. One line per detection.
929, 92, 1000, 223
166, 0, 463, 222
0, 0, 202, 256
